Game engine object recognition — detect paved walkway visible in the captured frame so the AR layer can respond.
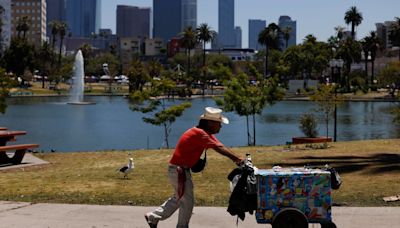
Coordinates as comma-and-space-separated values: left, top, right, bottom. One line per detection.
1, 201, 399, 228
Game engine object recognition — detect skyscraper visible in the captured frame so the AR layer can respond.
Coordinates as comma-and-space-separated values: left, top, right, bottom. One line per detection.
66, 0, 100, 37
182, 0, 196, 29
46, 0, 66, 38
153, 0, 197, 42
234, 26, 242, 48
248, 19, 266, 50
218, 0, 235, 48
0, 0, 11, 50
11, 0, 47, 47
117, 5, 150, 39
278, 15, 296, 50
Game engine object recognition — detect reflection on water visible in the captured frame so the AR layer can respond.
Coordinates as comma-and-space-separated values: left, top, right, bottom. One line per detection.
1, 97, 399, 152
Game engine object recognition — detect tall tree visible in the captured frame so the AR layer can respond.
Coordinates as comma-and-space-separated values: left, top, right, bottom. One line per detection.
337, 38, 362, 91
58, 22, 67, 66
361, 31, 381, 84
196, 23, 216, 95
389, 17, 400, 60
126, 59, 150, 93
344, 6, 363, 40
180, 26, 198, 80
48, 21, 60, 50
3, 38, 35, 77
258, 23, 281, 77
215, 65, 284, 146
16, 16, 30, 39
310, 84, 343, 141
36, 41, 54, 88
0, 67, 16, 114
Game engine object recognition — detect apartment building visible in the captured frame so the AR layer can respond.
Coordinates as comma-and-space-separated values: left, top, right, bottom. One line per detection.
11, 0, 46, 47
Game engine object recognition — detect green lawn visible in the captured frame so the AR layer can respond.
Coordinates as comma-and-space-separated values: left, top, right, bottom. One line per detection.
1, 139, 400, 207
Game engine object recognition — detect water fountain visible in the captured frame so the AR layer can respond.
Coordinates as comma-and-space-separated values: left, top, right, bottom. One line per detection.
67, 50, 95, 105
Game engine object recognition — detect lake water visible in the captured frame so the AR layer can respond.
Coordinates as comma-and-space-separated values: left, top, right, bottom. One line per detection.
1, 96, 399, 152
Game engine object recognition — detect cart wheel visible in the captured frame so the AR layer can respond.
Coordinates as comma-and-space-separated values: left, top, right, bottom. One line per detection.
272, 208, 308, 228
321, 222, 337, 228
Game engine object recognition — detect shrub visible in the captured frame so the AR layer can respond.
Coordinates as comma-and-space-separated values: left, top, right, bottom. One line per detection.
299, 113, 318, 138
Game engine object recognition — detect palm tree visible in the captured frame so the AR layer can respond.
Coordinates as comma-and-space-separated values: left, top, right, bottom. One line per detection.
16, 16, 30, 39
58, 22, 67, 65
179, 26, 198, 81
281, 26, 292, 49
337, 38, 362, 91
344, 6, 363, 40
334, 26, 346, 40
258, 23, 281, 77
389, 17, 400, 60
196, 23, 216, 95
362, 31, 381, 84
48, 21, 60, 50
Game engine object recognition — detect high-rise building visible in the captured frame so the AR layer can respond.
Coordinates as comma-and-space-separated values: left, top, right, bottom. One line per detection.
278, 15, 296, 50
248, 19, 266, 51
182, 0, 196, 29
234, 26, 241, 48
153, 0, 197, 43
153, 0, 181, 42
66, 0, 100, 37
45, 0, 65, 36
11, 0, 47, 47
376, 21, 396, 49
218, 0, 235, 48
0, 0, 11, 50
117, 5, 150, 39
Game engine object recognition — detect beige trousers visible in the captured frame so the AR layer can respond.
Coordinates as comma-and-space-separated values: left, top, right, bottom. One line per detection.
146, 165, 194, 228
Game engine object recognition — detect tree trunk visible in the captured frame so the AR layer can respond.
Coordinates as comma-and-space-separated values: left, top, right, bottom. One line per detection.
58, 38, 64, 66
326, 112, 329, 141
246, 116, 250, 146
371, 60, 375, 84
252, 114, 256, 146
265, 47, 269, 78
164, 123, 169, 149
365, 59, 368, 85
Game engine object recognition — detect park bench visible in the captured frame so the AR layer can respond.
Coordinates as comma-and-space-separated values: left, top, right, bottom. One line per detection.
0, 144, 39, 165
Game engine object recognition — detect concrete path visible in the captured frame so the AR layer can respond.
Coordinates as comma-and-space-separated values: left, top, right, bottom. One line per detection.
0, 201, 399, 228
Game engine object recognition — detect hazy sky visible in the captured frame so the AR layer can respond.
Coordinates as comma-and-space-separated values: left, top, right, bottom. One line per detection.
101, 0, 400, 47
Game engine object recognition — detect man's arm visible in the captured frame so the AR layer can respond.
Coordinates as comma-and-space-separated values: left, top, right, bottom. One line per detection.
213, 146, 244, 164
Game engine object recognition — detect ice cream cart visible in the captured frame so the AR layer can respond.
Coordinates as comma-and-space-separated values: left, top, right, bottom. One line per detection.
255, 167, 337, 228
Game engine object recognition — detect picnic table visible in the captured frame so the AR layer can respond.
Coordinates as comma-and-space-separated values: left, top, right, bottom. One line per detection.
0, 130, 39, 165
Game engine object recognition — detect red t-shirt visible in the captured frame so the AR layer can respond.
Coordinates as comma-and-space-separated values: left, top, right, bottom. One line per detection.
169, 127, 223, 168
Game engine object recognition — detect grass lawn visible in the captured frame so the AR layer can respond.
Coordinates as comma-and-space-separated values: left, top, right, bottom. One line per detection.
1, 139, 400, 207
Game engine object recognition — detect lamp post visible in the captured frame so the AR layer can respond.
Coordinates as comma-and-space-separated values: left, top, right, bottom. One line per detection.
329, 58, 343, 142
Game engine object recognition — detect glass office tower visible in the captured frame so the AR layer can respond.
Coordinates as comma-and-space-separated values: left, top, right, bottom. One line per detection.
249, 19, 266, 50
66, 0, 100, 37
218, 0, 235, 48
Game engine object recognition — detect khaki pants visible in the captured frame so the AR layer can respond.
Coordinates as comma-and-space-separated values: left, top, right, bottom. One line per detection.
146, 165, 194, 228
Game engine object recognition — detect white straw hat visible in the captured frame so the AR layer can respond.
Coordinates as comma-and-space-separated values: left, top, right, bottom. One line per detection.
199, 107, 229, 124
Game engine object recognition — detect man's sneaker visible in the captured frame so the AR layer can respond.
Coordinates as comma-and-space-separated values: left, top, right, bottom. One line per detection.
144, 214, 158, 228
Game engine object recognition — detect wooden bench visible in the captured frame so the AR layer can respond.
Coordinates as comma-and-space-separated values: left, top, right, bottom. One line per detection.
0, 144, 39, 165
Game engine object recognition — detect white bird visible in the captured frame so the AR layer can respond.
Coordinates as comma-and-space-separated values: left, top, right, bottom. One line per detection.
117, 158, 134, 178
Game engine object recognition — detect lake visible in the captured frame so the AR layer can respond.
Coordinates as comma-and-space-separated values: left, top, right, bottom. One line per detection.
1, 96, 399, 152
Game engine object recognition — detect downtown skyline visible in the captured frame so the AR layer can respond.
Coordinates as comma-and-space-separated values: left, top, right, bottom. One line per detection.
101, 0, 400, 48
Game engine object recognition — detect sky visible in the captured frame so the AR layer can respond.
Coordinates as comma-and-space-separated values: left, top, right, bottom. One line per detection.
101, 0, 400, 48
